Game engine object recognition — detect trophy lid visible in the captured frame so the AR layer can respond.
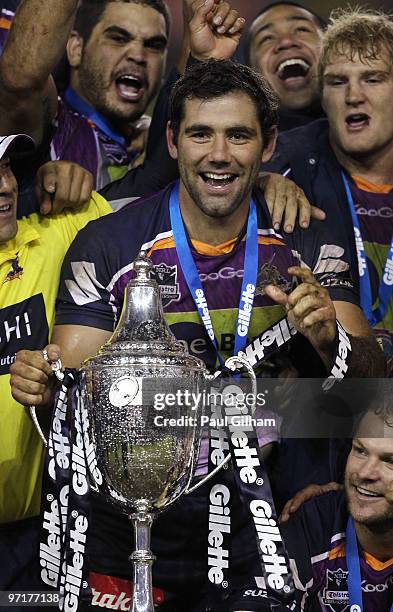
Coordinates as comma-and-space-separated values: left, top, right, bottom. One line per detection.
82, 252, 204, 368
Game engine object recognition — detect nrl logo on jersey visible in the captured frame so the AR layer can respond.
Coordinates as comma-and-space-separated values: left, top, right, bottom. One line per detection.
321, 568, 348, 612
152, 263, 180, 307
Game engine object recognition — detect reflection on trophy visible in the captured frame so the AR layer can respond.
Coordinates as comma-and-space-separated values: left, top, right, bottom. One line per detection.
80, 252, 255, 612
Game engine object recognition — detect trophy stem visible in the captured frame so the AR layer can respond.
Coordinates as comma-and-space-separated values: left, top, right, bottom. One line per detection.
130, 503, 155, 612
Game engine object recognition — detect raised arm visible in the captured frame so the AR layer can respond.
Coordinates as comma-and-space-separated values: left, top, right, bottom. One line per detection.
0, 0, 79, 144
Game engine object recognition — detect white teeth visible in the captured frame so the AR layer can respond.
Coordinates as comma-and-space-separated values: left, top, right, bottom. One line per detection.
277, 58, 310, 75
204, 173, 232, 180
356, 486, 380, 497
0, 204, 10, 212
118, 75, 141, 85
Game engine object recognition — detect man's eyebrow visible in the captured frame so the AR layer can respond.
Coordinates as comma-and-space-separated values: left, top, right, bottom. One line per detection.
324, 69, 390, 79
255, 15, 313, 35
104, 25, 132, 38
103, 25, 167, 45
184, 124, 212, 134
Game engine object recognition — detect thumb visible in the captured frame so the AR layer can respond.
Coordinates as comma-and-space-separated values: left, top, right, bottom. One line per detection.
191, 0, 214, 27
310, 205, 326, 221
264, 284, 289, 307
44, 344, 61, 362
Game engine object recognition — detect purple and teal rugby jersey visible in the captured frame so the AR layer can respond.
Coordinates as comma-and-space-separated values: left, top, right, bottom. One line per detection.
282, 491, 393, 611
349, 177, 393, 375
51, 98, 132, 190
56, 183, 358, 372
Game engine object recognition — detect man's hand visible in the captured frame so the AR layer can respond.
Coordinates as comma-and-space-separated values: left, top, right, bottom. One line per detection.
35, 161, 93, 215
258, 172, 326, 233
187, 0, 245, 61
10, 344, 60, 407
265, 267, 337, 366
279, 482, 344, 523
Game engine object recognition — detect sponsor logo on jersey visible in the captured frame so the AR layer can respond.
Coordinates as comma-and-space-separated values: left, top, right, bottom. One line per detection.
356, 206, 393, 219
152, 262, 180, 307
3, 255, 23, 284
199, 267, 243, 282
322, 568, 348, 612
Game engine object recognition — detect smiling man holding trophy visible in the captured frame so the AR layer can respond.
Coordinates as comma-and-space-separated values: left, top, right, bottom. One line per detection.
11, 55, 383, 611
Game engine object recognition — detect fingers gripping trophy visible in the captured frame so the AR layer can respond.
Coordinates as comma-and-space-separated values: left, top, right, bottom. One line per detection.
79, 252, 256, 612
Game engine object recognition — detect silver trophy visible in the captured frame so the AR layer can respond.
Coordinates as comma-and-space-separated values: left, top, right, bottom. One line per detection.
80, 253, 256, 612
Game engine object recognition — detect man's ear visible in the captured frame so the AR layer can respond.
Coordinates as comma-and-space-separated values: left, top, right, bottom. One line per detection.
261, 126, 278, 164
166, 122, 178, 160
67, 31, 84, 68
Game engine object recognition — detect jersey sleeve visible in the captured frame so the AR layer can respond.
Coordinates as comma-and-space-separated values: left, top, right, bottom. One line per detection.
287, 218, 360, 305
55, 214, 119, 331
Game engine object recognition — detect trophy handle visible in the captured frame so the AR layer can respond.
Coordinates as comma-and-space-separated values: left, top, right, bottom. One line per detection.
185, 355, 256, 495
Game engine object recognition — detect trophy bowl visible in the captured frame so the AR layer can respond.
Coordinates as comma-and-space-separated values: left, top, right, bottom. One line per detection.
80, 253, 256, 612
80, 254, 211, 612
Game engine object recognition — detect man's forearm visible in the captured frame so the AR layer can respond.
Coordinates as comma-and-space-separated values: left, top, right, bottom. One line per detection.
0, 0, 78, 92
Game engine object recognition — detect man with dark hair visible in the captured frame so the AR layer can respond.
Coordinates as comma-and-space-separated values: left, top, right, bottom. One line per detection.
245, 1, 325, 131
12, 58, 383, 611
0, 0, 244, 206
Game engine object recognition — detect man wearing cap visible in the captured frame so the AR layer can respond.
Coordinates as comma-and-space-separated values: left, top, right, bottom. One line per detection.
0, 133, 112, 593
245, 1, 325, 131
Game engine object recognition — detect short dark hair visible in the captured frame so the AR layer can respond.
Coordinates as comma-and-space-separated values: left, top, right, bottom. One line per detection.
244, 1, 326, 65
169, 59, 279, 147
74, 0, 171, 43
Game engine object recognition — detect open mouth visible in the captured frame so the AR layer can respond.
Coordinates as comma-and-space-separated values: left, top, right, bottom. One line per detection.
0, 203, 12, 214
200, 172, 238, 188
115, 75, 145, 101
355, 485, 382, 498
345, 113, 370, 129
277, 58, 310, 81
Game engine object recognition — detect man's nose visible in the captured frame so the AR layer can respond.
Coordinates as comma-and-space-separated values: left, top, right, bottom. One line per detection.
0, 172, 14, 195
345, 80, 365, 105
357, 457, 381, 482
274, 33, 302, 53
124, 40, 147, 65
207, 136, 231, 164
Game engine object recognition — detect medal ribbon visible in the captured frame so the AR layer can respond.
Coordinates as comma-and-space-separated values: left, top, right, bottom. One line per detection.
169, 180, 258, 366
64, 87, 127, 148
342, 172, 393, 326
346, 516, 393, 612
